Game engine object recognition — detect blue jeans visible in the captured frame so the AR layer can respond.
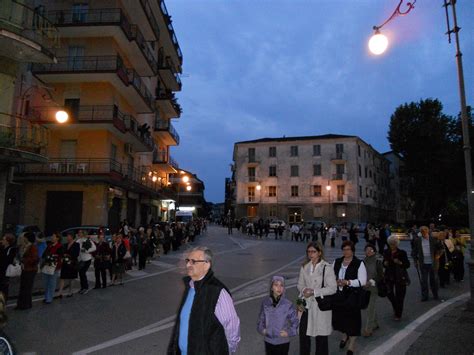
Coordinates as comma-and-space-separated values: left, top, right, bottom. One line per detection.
43, 271, 59, 303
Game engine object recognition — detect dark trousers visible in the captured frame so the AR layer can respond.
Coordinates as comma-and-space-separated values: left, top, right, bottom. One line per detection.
321, 234, 327, 246
227, 226, 233, 235
95, 267, 107, 288
386, 282, 406, 318
79, 260, 91, 290
265, 341, 289, 355
438, 265, 451, 287
299, 311, 329, 355
0, 275, 10, 300
138, 251, 147, 270
330, 238, 335, 248
420, 263, 438, 299
16, 271, 36, 309
452, 251, 465, 281
377, 238, 387, 255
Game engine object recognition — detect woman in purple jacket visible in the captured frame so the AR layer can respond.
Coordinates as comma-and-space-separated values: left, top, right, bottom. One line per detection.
257, 275, 299, 355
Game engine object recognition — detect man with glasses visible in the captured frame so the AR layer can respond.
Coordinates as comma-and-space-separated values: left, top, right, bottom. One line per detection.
168, 246, 240, 355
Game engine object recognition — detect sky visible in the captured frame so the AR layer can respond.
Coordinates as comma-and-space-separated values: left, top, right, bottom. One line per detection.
165, 0, 474, 203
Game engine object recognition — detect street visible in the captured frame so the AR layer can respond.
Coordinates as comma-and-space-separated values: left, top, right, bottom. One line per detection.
4, 226, 470, 355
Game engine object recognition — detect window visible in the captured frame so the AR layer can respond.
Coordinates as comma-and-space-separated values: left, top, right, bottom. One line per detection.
365, 167, 368, 178
290, 165, 299, 177
313, 185, 322, 197
337, 185, 345, 201
359, 185, 362, 197
291, 185, 299, 197
336, 143, 344, 159
72, 3, 88, 23
358, 145, 361, 157
67, 46, 84, 69
336, 164, 345, 174
248, 167, 255, 182
269, 165, 277, 177
313, 144, 321, 156
358, 164, 362, 177
290, 145, 298, 157
313, 164, 321, 176
269, 146, 276, 157
248, 148, 256, 162
268, 186, 277, 197
314, 205, 322, 218
369, 170, 372, 178
248, 186, 255, 202
269, 205, 277, 217
366, 187, 369, 198
111, 144, 117, 161
64, 98, 80, 120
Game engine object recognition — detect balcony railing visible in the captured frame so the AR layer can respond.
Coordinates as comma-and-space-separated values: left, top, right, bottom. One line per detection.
157, 55, 182, 88
154, 119, 180, 145
331, 152, 347, 160
124, 115, 154, 150
158, 0, 183, 64
139, 0, 160, 40
32, 55, 154, 110
17, 158, 122, 175
47, 8, 157, 73
152, 149, 178, 169
0, 0, 60, 56
332, 173, 347, 180
0, 112, 48, 155
155, 90, 182, 115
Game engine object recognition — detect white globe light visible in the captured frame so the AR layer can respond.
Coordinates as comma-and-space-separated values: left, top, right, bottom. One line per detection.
55, 110, 69, 123
182, 175, 189, 183
186, 185, 192, 191
368, 33, 388, 55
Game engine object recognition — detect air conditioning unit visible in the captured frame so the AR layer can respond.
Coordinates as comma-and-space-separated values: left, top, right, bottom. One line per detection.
124, 143, 133, 155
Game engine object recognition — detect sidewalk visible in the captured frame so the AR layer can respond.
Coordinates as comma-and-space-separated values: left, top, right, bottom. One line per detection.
406, 300, 474, 355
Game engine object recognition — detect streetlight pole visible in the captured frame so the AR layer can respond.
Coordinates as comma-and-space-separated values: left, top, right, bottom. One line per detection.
326, 183, 332, 224
369, 0, 474, 308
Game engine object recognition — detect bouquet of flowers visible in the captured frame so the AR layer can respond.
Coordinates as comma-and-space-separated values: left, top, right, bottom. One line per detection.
45, 254, 58, 267
296, 297, 307, 313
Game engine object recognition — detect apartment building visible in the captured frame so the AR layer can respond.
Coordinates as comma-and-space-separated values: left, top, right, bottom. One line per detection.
232, 134, 393, 224
12, 0, 183, 234
0, 0, 60, 232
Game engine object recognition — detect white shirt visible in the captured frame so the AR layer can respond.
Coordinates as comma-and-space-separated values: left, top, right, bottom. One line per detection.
77, 237, 96, 262
335, 261, 367, 291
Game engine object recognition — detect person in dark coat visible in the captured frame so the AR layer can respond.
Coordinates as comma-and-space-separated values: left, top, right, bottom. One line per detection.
58, 232, 80, 298
137, 228, 148, 270
0, 234, 17, 301
383, 236, 410, 320
111, 234, 127, 286
332, 241, 367, 355
15, 233, 39, 310
94, 233, 112, 289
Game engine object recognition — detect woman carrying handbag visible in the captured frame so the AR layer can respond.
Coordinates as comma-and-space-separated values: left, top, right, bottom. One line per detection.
297, 242, 337, 355
41, 232, 63, 304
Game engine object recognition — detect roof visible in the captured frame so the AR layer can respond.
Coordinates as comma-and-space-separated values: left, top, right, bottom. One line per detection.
235, 134, 357, 145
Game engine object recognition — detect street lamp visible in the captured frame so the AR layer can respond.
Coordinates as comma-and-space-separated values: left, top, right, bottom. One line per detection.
55, 110, 69, 123
326, 184, 332, 223
370, 0, 474, 308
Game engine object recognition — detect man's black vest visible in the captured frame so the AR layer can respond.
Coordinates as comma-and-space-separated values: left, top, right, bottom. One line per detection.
168, 269, 230, 355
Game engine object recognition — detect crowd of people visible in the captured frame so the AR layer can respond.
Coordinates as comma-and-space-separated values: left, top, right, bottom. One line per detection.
0, 219, 207, 311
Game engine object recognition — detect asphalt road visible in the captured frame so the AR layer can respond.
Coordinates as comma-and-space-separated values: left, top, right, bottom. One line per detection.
4, 226, 470, 355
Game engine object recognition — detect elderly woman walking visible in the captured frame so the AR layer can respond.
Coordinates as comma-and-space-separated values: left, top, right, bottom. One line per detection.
332, 240, 367, 355
362, 244, 384, 336
257, 276, 299, 355
15, 233, 39, 310
297, 242, 337, 355
383, 235, 410, 320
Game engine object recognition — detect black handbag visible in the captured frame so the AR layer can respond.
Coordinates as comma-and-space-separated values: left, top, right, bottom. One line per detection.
346, 281, 371, 310
315, 265, 334, 311
377, 279, 388, 298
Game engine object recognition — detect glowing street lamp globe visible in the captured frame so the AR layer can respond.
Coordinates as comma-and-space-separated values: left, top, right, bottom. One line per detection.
368, 32, 388, 55
55, 110, 69, 123
186, 185, 192, 191
182, 175, 189, 183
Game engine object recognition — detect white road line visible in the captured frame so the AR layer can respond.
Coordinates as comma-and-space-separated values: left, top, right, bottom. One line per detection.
72, 255, 305, 354
367, 292, 470, 355
229, 236, 245, 249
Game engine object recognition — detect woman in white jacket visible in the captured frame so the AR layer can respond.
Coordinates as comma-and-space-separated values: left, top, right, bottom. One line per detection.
297, 242, 337, 355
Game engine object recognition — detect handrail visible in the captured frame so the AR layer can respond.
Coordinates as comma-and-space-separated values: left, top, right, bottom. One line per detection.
154, 119, 180, 144
0, 111, 48, 154
158, 0, 183, 63
17, 157, 122, 174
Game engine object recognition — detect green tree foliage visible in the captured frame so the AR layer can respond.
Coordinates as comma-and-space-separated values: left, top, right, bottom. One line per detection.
388, 98, 467, 223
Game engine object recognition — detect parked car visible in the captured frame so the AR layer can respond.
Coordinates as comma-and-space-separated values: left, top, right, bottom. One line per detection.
269, 219, 286, 229
60, 226, 112, 243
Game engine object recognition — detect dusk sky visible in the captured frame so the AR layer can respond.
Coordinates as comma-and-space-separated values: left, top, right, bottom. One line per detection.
166, 0, 473, 203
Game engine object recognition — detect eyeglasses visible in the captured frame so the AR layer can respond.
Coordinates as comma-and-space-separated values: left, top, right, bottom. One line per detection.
184, 258, 208, 265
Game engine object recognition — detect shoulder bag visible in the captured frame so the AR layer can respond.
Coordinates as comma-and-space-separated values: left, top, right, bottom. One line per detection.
315, 265, 334, 311
346, 280, 371, 310
5, 262, 21, 278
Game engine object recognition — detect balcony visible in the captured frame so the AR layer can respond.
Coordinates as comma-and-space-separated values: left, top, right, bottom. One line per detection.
47, 8, 157, 76
331, 152, 347, 162
157, 0, 183, 65
158, 55, 182, 91
28, 105, 153, 152
155, 90, 182, 118
335, 194, 349, 203
154, 119, 179, 145
331, 173, 347, 181
0, 112, 49, 163
152, 149, 178, 173
31, 55, 154, 112
0, 0, 59, 63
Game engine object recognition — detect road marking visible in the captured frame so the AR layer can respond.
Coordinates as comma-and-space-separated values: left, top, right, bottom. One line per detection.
229, 236, 245, 249
367, 292, 470, 355
72, 255, 305, 354
150, 260, 176, 269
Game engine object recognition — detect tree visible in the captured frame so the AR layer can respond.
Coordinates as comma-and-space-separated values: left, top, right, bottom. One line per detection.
388, 98, 465, 223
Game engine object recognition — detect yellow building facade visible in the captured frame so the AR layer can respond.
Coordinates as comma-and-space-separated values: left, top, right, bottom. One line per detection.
13, 0, 183, 234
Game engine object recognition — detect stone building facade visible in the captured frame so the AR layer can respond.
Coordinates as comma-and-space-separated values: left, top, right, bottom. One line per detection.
232, 134, 393, 224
